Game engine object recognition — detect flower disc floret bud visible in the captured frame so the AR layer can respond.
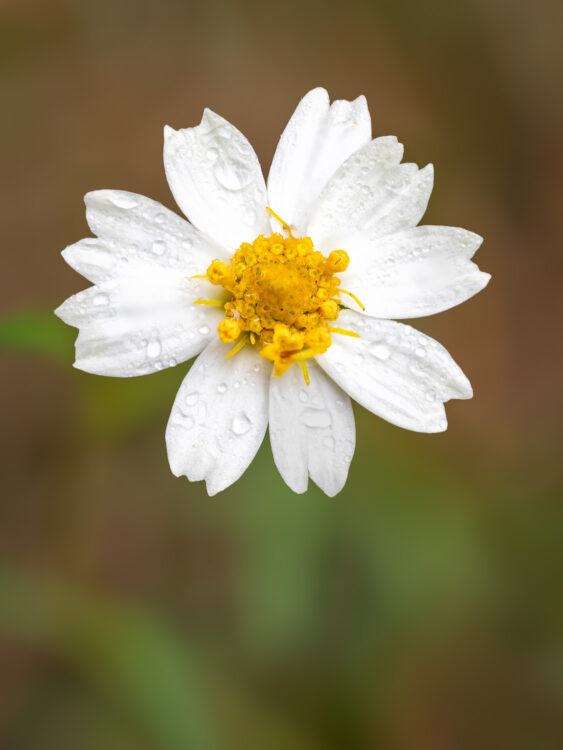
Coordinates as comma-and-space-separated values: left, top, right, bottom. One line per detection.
325, 249, 350, 274
217, 318, 241, 343
207, 260, 234, 287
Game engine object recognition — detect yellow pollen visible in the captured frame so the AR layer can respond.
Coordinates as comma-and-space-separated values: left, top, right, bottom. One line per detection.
197, 219, 361, 376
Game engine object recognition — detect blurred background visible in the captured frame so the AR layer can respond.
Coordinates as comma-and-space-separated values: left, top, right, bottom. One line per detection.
1, 0, 562, 747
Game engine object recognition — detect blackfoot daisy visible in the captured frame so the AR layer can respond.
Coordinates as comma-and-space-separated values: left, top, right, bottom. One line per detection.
56, 88, 490, 496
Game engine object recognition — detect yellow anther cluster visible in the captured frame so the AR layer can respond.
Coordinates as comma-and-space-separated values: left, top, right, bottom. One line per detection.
205, 233, 351, 376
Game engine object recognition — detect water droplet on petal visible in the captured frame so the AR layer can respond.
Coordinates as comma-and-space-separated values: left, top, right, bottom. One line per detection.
370, 343, 391, 361
301, 409, 331, 428
206, 147, 219, 161
199, 325, 210, 335
93, 293, 109, 306
298, 389, 309, 403
109, 194, 137, 209
231, 412, 252, 435
217, 382, 228, 394
147, 340, 161, 358
185, 392, 198, 407
214, 162, 253, 191
152, 239, 166, 255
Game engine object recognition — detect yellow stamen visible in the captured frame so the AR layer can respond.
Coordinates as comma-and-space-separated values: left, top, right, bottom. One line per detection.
328, 326, 361, 338
266, 206, 293, 237
193, 224, 364, 379
293, 348, 322, 361
225, 334, 249, 359
339, 289, 366, 311
194, 299, 224, 307
190, 274, 208, 279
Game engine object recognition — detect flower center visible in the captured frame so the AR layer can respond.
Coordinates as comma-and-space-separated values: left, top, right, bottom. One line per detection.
195, 209, 363, 381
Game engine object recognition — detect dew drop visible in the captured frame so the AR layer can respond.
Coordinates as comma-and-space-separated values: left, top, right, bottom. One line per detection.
231, 412, 252, 435
109, 194, 137, 209
217, 382, 228, 394
301, 409, 331, 428
155, 212, 165, 224
93, 293, 109, 306
214, 162, 253, 191
199, 325, 210, 335
298, 389, 309, 403
425, 388, 437, 402
147, 340, 161, 358
185, 392, 199, 407
206, 147, 219, 161
152, 239, 166, 255
370, 343, 391, 361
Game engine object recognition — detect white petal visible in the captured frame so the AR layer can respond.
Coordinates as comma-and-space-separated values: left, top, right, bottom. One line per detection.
317, 311, 472, 433
307, 135, 433, 247
166, 340, 270, 495
269, 361, 355, 497
55, 273, 223, 376
163, 110, 269, 251
84, 189, 222, 270
340, 225, 490, 318
267, 88, 372, 233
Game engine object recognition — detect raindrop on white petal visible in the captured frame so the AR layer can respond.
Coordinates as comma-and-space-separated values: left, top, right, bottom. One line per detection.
301, 409, 331, 428
231, 413, 252, 435
152, 239, 166, 255
298, 389, 309, 403
155, 212, 165, 224
93, 293, 109, 306
217, 383, 228, 394
370, 343, 391, 361
206, 147, 219, 161
184, 391, 198, 407
147, 340, 161, 358
199, 325, 210, 335
109, 194, 137, 209
214, 162, 253, 191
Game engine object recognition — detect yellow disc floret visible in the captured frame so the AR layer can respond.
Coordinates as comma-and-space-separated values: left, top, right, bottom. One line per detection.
199, 221, 356, 378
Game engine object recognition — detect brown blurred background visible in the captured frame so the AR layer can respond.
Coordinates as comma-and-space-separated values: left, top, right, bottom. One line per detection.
1, 0, 562, 748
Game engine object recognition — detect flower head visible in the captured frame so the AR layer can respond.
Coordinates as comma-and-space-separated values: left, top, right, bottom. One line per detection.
56, 88, 490, 496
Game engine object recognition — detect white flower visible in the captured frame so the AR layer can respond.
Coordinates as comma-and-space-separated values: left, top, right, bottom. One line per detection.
56, 87, 490, 497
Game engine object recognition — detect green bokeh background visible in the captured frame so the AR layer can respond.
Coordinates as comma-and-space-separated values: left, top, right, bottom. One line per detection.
1, 0, 562, 747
